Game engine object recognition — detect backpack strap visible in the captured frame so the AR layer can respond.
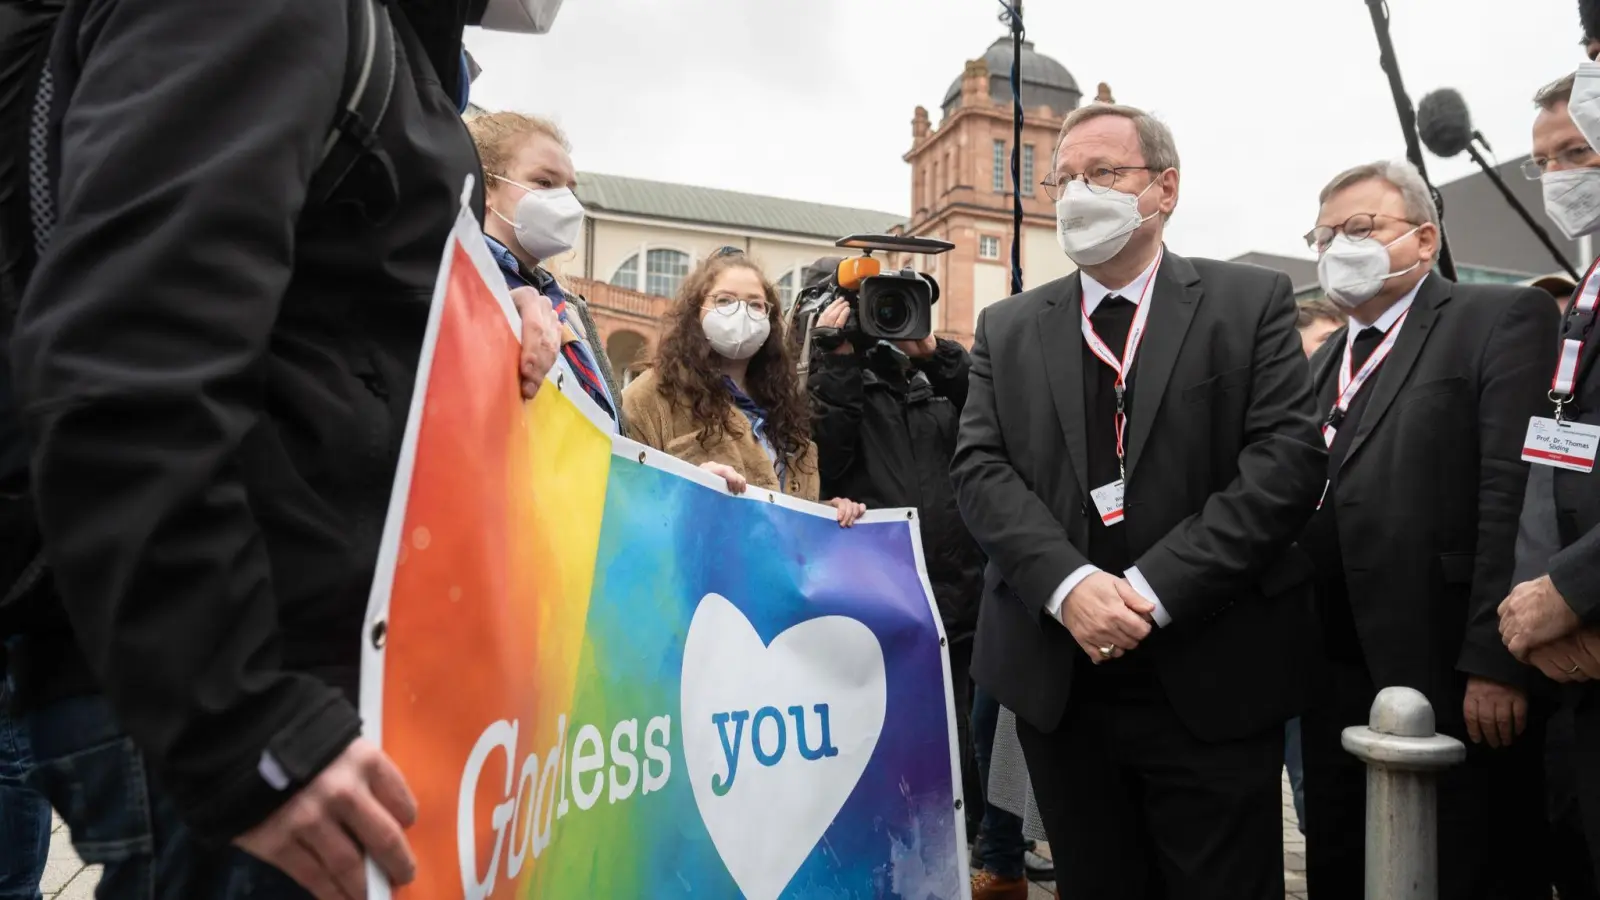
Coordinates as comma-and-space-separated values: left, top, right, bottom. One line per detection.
307, 0, 397, 210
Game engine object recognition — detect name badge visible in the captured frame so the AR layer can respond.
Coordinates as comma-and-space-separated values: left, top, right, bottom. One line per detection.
1522, 417, 1600, 473
1090, 479, 1125, 526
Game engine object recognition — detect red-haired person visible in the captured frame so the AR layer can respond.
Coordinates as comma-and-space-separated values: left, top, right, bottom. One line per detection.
622, 252, 865, 526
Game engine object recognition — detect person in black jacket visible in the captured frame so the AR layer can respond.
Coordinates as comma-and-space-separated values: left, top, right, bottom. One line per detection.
4, 1, 564, 898
803, 271, 986, 841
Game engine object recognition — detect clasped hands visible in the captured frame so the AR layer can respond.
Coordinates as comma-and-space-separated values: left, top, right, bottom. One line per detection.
1060, 572, 1156, 664
1497, 574, 1600, 683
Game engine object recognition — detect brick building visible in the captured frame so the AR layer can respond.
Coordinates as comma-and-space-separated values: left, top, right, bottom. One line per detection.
894, 37, 1084, 347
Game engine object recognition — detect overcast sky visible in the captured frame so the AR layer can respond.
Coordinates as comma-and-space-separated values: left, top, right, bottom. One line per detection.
465, 0, 1586, 262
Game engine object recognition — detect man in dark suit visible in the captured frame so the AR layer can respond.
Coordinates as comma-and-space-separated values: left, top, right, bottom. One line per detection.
1501, 46, 1600, 889
1298, 159, 1559, 899
951, 103, 1327, 900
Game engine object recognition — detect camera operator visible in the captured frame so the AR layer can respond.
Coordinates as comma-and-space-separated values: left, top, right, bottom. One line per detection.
803, 266, 985, 841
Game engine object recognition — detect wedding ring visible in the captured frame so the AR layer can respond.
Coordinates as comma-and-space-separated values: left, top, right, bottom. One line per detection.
1098, 645, 1115, 659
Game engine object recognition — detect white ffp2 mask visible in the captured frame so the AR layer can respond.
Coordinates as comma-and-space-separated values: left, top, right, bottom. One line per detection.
1055, 179, 1158, 267
489, 177, 584, 261
478, 0, 565, 34
1316, 229, 1420, 310
1544, 168, 1600, 240
1571, 62, 1600, 152
702, 305, 771, 361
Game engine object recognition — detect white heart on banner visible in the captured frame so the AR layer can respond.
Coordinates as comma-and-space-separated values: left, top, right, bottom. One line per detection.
681, 593, 887, 900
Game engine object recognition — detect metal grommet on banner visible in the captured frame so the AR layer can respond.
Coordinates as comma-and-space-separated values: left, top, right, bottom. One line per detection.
954, 798, 963, 811
371, 620, 388, 649
906, 511, 913, 520
637, 451, 646, 464
939, 636, 947, 647
768, 492, 776, 503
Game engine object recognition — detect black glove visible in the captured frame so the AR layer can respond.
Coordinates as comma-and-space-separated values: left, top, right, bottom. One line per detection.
811, 326, 850, 355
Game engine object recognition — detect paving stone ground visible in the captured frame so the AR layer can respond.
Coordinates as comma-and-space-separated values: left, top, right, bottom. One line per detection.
43, 770, 1309, 898
40, 815, 98, 900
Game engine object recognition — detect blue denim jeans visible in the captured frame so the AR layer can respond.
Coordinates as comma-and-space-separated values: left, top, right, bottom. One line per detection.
1285, 716, 1306, 834
971, 683, 1029, 880
24, 694, 310, 900
0, 688, 49, 900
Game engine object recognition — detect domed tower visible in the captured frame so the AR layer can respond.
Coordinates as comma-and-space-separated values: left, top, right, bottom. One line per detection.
939, 38, 1082, 123
902, 37, 1086, 347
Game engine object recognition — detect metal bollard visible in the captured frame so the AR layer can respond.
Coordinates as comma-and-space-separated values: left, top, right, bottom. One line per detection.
1341, 686, 1466, 900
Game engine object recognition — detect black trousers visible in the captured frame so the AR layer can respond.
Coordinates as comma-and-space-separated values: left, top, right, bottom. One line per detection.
1301, 656, 1549, 900
1572, 685, 1600, 887
1549, 699, 1600, 900
1015, 671, 1284, 900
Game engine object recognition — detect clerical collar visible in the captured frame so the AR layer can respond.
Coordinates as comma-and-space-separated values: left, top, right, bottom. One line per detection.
1346, 274, 1425, 351
1081, 249, 1163, 315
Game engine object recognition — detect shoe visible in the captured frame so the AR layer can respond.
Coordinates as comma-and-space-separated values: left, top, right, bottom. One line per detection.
1024, 847, 1055, 882
971, 869, 1030, 900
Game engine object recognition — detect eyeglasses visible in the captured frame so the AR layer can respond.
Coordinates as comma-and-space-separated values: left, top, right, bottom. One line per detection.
704, 294, 770, 320
1303, 213, 1419, 253
1522, 146, 1600, 180
1040, 166, 1156, 201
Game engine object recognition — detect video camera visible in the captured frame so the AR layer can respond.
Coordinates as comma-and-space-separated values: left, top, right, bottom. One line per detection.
793, 234, 954, 344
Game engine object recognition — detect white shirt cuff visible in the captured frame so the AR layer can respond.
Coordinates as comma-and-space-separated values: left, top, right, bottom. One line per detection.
1124, 566, 1171, 627
1046, 565, 1101, 624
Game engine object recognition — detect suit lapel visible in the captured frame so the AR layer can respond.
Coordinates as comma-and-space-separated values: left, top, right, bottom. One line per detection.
1309, 325, 1348, 416
1125, 251, 1202, 477
1339, 273, 1451, 471
1036, 273, 1090, 496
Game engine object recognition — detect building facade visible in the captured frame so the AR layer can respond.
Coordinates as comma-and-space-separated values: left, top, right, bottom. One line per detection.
469, 33, 1093, 377
892, 39, 1083, 347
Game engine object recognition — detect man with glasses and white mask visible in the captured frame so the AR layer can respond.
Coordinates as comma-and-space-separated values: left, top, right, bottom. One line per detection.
1499, 22, 1600, 886
951, 103, 1326, 900
1297, 160, 1559, 900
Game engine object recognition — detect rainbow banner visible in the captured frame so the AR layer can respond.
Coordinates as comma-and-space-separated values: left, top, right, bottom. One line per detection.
359, 201, 967, 900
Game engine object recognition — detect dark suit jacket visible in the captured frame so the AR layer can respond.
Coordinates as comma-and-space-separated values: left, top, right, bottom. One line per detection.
953, 250, 1327, 742
1306, 274, 1558, 723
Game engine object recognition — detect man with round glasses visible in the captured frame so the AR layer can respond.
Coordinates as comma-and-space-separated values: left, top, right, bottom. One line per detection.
1297, 158, 1559, 900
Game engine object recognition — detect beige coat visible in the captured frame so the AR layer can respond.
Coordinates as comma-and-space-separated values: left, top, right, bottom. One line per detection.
621, 368, 820, 501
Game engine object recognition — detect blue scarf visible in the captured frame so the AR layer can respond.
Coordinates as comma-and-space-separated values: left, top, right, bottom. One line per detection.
723, 377, 786, 488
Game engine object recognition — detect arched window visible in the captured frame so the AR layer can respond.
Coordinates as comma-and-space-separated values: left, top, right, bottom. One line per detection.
611, 255, 639, 290
645, 249, 690, 298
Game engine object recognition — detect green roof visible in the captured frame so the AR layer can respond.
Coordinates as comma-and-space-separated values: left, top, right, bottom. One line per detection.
575, 172, 907, 242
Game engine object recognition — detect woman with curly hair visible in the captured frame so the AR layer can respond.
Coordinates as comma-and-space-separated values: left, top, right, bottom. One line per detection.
622, 251, 865, 527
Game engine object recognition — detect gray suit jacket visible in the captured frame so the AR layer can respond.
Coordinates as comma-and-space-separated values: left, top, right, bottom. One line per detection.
1513, 465, 1561, 586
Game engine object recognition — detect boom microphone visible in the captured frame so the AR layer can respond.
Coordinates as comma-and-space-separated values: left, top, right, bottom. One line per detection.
1417, 88, 1473, 159
1416, 87, 1580, 280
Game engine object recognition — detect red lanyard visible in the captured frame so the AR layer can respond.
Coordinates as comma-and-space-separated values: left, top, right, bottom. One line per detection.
1322, 309, 1409, 447
1552, 254, 1600, 422
1080, 249, 1163, 480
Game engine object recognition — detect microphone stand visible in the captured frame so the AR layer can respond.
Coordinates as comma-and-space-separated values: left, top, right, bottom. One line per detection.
1463, 140, 1581, 281
1001, 0, 1025, 295
1364, 0, 1458, 281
